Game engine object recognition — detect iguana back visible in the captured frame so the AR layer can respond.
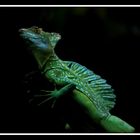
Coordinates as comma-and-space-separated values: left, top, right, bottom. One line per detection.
43, 56, 116, 117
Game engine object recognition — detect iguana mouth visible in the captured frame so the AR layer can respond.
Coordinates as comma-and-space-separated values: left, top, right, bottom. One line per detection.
19, 28, 26, 32
19, 28, 40, 40
19, 28, 29, 39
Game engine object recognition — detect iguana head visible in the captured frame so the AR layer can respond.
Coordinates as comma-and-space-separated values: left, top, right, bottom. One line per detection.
19, 26, 61, 67
19, 26, 61, 50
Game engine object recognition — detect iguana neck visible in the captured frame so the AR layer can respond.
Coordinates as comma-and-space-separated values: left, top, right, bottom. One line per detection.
32, 48, 58, 69
40, 50, 60, 72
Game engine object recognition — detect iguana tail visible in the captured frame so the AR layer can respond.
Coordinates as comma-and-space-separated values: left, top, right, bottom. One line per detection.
100, 115, 135, 133
72, 89, 135, 133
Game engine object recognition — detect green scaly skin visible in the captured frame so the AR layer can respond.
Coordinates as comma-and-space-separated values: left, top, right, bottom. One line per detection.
19, 26, 135, 132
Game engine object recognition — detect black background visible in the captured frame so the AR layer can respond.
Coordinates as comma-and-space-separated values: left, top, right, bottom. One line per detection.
0, 7, 139, 133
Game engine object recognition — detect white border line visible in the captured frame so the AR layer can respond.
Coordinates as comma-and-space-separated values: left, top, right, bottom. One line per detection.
0, 5, 140, 7
0, 133, 139, 135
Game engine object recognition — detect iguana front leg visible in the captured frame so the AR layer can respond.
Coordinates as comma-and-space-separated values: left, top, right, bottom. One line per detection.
34, 84, 75, 108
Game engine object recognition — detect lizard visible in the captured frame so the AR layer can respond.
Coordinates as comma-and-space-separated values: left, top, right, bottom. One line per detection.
19, 26, 135, 132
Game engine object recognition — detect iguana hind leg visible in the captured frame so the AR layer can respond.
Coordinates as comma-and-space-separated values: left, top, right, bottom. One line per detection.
34, 84, 75, 108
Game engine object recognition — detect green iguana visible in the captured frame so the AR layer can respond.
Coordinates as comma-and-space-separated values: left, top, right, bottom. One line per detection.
19, 26, 135, 132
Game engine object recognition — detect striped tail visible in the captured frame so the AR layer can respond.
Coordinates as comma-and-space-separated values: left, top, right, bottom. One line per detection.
100, 115, 135, 133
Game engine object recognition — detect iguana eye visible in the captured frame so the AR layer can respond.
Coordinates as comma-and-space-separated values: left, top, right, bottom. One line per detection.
35, 28, 42, 34
31, 26, 42, 34
30, 26, 38, 31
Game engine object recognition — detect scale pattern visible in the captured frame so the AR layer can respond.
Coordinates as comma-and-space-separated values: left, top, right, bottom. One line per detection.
63, 61, 116, 115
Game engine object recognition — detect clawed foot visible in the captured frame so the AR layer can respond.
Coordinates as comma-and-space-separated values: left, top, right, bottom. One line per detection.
33, 88, 58, 108
29, 84, 76, 108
